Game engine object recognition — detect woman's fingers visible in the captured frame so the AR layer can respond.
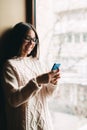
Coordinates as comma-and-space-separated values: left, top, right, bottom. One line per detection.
50, 78, 58, 85
52, 71, 60, 79
49, 70, 60, 84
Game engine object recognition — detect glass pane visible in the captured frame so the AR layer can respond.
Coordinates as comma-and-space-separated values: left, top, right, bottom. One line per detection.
36, 0, 87, 130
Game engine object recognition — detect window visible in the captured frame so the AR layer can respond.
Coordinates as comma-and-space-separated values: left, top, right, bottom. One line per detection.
36, 0, 87, 130
26, 0, 36, 26
83, 33, 87, 42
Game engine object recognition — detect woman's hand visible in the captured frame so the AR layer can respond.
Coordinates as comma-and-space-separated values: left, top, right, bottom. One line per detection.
36, 69, 60, 85
49, 69, 60, 85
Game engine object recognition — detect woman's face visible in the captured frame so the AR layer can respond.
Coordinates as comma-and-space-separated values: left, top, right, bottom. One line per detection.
20, 29, 36, 57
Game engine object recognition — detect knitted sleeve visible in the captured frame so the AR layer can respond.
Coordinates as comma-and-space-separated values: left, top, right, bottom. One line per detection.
43, 83, 59, 98
2, 61, 42, 108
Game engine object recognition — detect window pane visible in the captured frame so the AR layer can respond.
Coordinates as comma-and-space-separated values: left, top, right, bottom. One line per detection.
36, 0, 87, 130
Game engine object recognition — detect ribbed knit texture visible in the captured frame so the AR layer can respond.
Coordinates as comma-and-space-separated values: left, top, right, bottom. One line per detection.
2, 56, 57, 130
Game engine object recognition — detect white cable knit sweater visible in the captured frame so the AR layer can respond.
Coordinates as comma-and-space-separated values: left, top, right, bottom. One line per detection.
2, 56, 58, 130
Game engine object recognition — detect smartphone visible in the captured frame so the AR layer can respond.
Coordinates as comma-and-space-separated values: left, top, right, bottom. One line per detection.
51, 63, 61, 71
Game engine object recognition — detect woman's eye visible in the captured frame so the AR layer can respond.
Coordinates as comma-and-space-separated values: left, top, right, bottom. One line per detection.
33, 38, 36, 42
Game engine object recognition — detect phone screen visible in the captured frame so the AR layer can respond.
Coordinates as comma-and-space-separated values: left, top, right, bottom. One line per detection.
51, 63, 61, 71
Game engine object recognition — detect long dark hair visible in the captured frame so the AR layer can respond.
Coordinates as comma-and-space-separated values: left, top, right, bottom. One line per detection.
11, 22, 39, 58
0, 22, 39, 61
0, 22, 39, 80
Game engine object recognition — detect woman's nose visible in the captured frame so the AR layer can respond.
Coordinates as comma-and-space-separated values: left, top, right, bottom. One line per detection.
30, 42, 35, 47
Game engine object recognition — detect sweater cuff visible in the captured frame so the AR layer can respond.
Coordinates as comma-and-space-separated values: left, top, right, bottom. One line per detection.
32, 78, 42, 89
48, 83, 58, 88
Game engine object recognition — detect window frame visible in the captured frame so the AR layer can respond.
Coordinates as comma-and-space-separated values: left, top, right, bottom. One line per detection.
26, 0, 36, 27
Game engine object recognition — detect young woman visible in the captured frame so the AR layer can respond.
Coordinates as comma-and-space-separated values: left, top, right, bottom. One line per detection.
1, 22, 60, 130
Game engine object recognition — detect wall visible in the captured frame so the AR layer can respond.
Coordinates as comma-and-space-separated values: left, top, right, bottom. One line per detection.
0, 0, 26, 35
